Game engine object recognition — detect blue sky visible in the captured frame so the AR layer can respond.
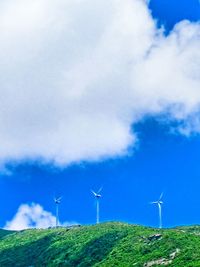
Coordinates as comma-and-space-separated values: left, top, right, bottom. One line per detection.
2, 116, 200, 228
0, 0, 200, 229
150, 0, 200, 30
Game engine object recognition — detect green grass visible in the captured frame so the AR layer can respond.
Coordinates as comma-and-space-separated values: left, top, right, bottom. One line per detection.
0, 222, 200, 266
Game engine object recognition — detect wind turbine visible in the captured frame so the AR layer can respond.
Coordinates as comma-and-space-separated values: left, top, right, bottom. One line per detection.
54, 196, 62, 227
150, 193, 163, 229
91, 187, 102, 224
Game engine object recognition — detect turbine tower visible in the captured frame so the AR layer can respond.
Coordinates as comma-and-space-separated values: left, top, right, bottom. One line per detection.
54, 196, 62, 227
151, 193, 163, 229
91, 187, 102, 224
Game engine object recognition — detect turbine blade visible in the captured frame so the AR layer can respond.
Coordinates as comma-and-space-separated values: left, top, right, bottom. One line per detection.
97, 187, 103, 194
91, 190, 97, 196
159, 192, 163, 201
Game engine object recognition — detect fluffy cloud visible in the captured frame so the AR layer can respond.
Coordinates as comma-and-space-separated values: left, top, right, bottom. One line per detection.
5, 203, 77, 230
0, 0, 199, 166
4, 203, 56, 230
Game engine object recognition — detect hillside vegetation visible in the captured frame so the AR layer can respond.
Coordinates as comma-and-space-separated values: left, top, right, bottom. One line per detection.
0, 222, 200, 266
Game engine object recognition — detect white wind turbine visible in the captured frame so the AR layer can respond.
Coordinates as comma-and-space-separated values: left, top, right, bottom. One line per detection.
151, 193, 163, 229
54, 196, 62, 227
91, 187, 102, 224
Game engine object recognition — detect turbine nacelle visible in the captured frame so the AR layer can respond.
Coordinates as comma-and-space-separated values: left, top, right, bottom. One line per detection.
151, 200, 163, 205
54, 197, 62, 204
91, 187, 103, 199
92, 191, 101, 198
151, 193, 164, 206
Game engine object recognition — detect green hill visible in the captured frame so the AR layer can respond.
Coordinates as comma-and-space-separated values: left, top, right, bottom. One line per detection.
1, 222, 200, 266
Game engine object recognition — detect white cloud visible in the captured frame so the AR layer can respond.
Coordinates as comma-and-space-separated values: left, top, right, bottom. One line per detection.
0, 0, 199, 166
5, 203, 77, 230
4, 203, 56, 230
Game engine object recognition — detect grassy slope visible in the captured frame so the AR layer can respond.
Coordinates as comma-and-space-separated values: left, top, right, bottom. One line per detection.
0, 223, 200, 266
